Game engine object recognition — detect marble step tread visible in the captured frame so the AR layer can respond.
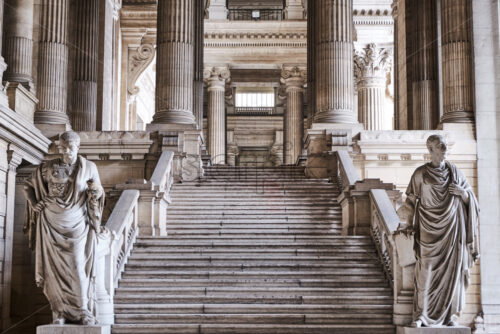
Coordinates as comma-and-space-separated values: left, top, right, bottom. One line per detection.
130, 249, 377, 257
114, 294, 394, 305
115, 286, 391, 294
164, 232, 346, 237
114, 313, 392, 324
117, 278, 388, 288
111, 323, 395, 334
127, 254, 377, 261
124, 263, 382, 271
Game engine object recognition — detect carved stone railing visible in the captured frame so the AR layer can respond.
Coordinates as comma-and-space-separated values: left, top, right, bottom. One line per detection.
334, 150, 414, 326
114, 150, 174, 236
96, 189, 140, 325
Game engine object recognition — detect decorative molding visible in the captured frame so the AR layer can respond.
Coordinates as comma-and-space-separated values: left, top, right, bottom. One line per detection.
127, 35, 156, 97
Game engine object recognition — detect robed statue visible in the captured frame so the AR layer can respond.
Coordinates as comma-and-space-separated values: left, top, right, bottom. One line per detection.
401, 134, 480, 328
23, 131, 105, 325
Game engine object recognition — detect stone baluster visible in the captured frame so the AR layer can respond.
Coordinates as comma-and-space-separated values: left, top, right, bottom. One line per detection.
306, 0, 316, 129
152, 0, 195, 125
440, 0, 474, 123
34, 0, 71, 132
204, 66, 230, 165
71, 0, 99, 131
4, 0, 34, 89
314, 0, 356, 124
193, 0, 205, 132
281, 66, 306, 165
354, 44, 392, 130
406, 0, 439, 130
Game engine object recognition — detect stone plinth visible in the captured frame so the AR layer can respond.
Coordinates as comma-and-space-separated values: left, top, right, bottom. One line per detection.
37, 325, 110, 334
397, 327, 471, 334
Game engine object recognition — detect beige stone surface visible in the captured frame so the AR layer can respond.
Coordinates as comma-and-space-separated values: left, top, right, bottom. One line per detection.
37, 325, 110, 334
397, 327, 471, 334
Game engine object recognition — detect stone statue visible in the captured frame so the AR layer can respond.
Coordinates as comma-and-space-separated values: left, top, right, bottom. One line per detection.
23, 131, 105, 325
401, 134, 480, 328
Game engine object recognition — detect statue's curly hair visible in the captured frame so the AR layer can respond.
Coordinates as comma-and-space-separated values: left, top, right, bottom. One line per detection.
426, 134, 447, 151
59, 131, 81, 146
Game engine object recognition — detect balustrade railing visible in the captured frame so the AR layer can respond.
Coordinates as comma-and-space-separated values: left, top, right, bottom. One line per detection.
334, 150, 414, 325
234, 107, 277, 115
228, 9, 283, 21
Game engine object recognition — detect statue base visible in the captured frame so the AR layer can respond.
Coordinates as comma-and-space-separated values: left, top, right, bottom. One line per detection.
397, 326, 471, 334
37, 325, 111, 334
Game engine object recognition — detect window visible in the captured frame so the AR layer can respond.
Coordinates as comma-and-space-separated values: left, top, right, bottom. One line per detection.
235, 88, 275, 108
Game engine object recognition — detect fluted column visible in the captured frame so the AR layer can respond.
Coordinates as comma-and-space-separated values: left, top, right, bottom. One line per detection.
193, 0, 204, 131
0, 0, 9, 104
354, 44, 392, 130
71, 0, 99, 131
314, 0, 356, 124
406, 0, 439, 129
306, 0, 316, 129
282, 66, 306, 165
4, 0, 34, 89
440, 0, 474, 123
34, 0, 70, 127
204, 67, 230, 165
153, 0, 195, 125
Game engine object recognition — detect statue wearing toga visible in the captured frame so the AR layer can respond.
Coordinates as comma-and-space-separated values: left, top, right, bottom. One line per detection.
402, 134, 480, 328
23, 131, 105, 325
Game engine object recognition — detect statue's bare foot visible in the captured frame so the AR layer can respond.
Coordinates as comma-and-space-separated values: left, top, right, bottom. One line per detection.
410, 319, 422, 328
82, 315, 96, 325
52, 316, 65, 325
448, 316, 459, 327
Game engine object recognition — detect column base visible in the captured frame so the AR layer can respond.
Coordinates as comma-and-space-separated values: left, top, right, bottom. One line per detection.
37, 325, 110, 334
440, 111, 475, 124
397, 326, 471, 334
151, 111, 196, 126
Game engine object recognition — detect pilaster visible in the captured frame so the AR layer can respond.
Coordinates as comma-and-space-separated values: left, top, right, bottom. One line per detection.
281, 66, 306, 165
204, 66, 230, 165
354, 44, 392, 130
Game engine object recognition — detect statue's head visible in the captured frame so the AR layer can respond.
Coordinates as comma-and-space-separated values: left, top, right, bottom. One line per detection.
426, 134, 448, 164
59, 131, 80, 164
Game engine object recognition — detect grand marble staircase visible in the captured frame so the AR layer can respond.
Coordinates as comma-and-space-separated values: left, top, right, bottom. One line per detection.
112, 166, 395, 334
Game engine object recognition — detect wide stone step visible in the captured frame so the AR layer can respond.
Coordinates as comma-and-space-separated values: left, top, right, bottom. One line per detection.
121, 270, 384, 280
117, 278, 388, 288
130, 249, 377, 258
124, 262, 382, 271
165, 223, 341, 229
114, 312, 392, 325
168, 205, 340, 209
111, 323, 395, 334
165, 231, 343, 237
114, 293, 392, 305
167, 209, 342, 214
115, 286, 391, 296
127, 254, 378, 261
167, 198, 340, 203
133, 240, 371, 248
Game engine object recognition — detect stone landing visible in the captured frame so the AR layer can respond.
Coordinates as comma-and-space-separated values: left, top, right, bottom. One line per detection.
37, 325, 111, 334
398, 326, 471, 334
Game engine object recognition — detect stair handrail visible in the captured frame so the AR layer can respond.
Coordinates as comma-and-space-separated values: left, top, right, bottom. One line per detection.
149, 151, 174, 193
335, 150, 361, 192
334, 150, 415, 325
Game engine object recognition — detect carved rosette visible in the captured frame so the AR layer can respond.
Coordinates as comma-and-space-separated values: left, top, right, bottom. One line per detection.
354, 44, 392, 88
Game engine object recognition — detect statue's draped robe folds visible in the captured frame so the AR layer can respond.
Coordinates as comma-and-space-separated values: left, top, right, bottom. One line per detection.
406, 161, 479, 326
24, 156, 104, 322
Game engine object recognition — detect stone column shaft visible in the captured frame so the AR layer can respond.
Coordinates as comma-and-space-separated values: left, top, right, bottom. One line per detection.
282, 66, 306, 165
0, 0, 9, 104
154, 0, 195, 125
34, 0, 70, 126
314, 0, 356, 124
406, 0, 439, 130
204, 67, 229, 165
4, 0, 34, 88
306, 0, 316, 129
440, 0, 474, 123
354, 44, 392, 131
193, 0, 204, 132
71, 0, 99, 131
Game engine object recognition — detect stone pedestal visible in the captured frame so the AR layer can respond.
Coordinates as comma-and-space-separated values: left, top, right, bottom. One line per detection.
397, 327, 471, 334
207, 0, 228, 20
37, 325, 110, 334
284, 0, 304, 19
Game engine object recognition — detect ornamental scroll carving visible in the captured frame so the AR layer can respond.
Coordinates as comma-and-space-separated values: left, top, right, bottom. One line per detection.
127, 33, 156, 97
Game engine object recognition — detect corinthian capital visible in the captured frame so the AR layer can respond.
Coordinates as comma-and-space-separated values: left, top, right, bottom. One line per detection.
354, 44, 392, 82
204, 66, 231, 89
281, 66, 307, 91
